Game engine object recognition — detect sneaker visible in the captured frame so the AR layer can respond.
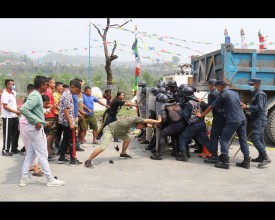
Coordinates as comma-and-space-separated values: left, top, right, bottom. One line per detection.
57, 157, 69, 164
76, 147, 85, 151
47, 178, 65, 187
19, 177, 36, 187
119, 153, 132, 159
48, 155, 55, 161
2, 150, 13, 156
69, 159, 83, 166
84, 160, 94, 168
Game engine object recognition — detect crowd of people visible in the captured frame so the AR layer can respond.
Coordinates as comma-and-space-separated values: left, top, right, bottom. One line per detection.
0, 75, 272, 188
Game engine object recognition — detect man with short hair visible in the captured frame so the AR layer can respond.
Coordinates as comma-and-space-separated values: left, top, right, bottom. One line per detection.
84, 115, 162, 168
53, 82, 64, 150
1, 79, 21, 156
58, 79, 82, 166
19, 75, 65, 187
240, 78, 271, 167
196, 80, 250, 169
203, 79, 226, 164
83, 86, 109, 144
43, 77, 57, 160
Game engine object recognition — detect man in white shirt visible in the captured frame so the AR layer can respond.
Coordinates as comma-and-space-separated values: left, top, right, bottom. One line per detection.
1, 79, 21, 156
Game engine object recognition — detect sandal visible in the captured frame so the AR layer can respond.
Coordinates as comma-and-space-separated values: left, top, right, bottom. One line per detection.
92, 141, 99, 144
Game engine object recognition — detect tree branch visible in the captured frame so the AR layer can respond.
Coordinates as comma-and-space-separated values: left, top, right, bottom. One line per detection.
110, 40, 117, 57
92, 24, 103, 39
103, 18, 110, 38
110, 19, 132, 28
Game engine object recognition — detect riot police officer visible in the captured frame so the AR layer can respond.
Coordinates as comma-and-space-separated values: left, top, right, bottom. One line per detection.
177, 86, 210, 162
150, 94, 186, 160
240, 78, 271, 167
204, 79, 226, 164
166, 80, 178, 101
196, 80, 250, 169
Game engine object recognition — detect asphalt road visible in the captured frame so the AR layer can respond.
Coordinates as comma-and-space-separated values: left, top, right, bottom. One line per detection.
1, 130, 275, 201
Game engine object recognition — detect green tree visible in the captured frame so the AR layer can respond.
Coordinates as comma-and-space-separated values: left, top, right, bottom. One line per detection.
172, 56, 180, 65
60, 72, 71, 85
141, 70, 156, 87
92, 73, 103, 88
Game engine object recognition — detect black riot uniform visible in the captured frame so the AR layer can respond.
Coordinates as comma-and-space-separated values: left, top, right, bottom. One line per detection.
177, 86, 210, 162
150, 95, 186, 160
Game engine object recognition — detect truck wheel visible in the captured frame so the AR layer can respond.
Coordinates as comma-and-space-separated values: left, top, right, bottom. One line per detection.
266, 108, 275, 146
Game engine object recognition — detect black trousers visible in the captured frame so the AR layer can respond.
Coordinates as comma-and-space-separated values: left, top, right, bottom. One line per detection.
2, 117, 20, 152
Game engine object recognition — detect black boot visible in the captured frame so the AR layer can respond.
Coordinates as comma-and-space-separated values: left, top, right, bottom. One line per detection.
258, 152, 271, 168
215, 154, 230, 169
236, 155, 250, 169
251, 153, 264, 163
171, 138, 179, 157
204, 156, 219, 164
176, 150, 188, 162
204, 153, 219, 164
150, 152, 163, 160
186, 150, 191, 158
145, 144, 155, 151
171, 148, 178, 157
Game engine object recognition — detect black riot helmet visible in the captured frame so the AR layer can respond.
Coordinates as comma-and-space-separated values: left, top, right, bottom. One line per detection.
177, 84, 188, 97
157, 94, 169, 103
156, 80, 166, 88
182, 86, 194, 97
188, 84, 197, 92
141, 87, 147, 94
166, 80, 177, 88
156, 93, 164, 101
150, 87, 158, 96
157, 87, 166, 94
138, 81, 147, 88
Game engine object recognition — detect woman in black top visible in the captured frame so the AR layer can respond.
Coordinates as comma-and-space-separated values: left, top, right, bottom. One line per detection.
96, 92, 136, 141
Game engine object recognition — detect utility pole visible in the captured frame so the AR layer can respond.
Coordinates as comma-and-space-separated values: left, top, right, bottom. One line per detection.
88, 20, 91, 86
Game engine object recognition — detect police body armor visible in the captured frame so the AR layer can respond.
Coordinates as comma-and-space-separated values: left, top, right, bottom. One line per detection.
146, 89, 155, 142
137, 89, 146, 118
187, 99, 202, 124
155, 101, 168, 151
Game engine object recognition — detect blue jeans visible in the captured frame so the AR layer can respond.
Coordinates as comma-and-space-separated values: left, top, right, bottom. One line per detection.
220, 120, 249, 156
96, 112, 117, 140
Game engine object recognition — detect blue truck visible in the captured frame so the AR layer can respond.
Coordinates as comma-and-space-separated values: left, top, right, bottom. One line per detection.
191, 43, 275, 145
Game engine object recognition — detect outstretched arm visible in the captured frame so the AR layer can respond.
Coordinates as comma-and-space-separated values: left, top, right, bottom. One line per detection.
143, 115, 162, 124
124, 101, 137, 107
195, 106, 213, 118
97, 99, 110, 108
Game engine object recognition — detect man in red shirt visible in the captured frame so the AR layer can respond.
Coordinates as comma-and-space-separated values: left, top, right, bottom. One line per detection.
43, 78, 57, 160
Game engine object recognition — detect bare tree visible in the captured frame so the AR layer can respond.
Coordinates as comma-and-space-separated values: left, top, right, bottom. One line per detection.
93, 18, 132, 85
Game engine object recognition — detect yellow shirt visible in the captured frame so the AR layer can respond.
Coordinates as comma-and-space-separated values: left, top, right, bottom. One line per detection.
53, 92, 61, 115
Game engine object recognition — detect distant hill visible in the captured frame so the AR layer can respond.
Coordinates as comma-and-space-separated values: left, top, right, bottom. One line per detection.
0, 52, 35, 63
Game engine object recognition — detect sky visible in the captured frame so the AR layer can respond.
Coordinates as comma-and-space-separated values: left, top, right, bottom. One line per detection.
0, 18, 275, 64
